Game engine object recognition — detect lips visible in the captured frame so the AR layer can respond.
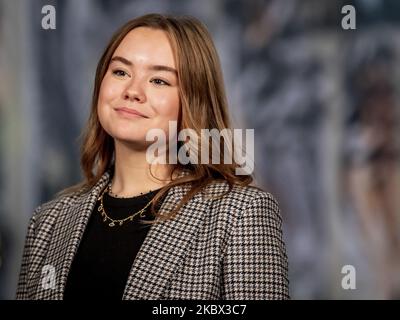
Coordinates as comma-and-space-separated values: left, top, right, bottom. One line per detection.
115, 107, 148, 118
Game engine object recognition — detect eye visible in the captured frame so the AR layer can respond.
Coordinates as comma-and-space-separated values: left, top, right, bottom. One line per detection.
151, 78, 170, 86
112, 69, 128, 77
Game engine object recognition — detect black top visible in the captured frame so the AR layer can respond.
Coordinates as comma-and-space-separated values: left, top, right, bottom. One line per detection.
63, 186, 164, 300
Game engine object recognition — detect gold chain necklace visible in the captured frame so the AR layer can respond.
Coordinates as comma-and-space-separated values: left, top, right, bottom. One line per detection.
97, 184, 153, 227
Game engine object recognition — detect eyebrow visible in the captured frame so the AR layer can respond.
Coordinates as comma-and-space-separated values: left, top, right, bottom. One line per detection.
110, 56, 177, 76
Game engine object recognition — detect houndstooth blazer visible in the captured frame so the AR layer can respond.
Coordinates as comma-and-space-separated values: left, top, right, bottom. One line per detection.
16, 168, 289, 300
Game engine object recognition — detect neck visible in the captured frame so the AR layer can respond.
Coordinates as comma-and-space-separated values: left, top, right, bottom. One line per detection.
110, 140, 175, 197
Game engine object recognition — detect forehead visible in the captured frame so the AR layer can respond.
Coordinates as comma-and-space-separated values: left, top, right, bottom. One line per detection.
112, 27, 176, 68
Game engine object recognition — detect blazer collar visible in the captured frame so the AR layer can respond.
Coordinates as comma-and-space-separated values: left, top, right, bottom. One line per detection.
36, 169, 111, 299
37, 167, 211, 299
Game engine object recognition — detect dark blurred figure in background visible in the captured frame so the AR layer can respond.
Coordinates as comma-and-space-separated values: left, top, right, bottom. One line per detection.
344, 41, 400, 299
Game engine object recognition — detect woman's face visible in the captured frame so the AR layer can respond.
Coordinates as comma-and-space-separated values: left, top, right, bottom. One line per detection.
97, 27, 180, 149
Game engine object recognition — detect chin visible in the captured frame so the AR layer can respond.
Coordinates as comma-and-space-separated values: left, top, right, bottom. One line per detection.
109, 127, 144, 140
113, 134, 150, 146
114, 133, 145, 142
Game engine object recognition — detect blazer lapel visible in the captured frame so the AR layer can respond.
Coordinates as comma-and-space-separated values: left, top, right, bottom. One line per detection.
122, 182, 212, 299
35, 170, 111, 299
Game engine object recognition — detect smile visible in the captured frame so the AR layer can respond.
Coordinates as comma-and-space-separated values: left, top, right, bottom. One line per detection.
114, 107, 148, 119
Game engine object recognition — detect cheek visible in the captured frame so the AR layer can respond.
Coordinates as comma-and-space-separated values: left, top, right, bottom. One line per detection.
99, 77, 120, 104
98, 80, 116, 123
153, 92, 180, 119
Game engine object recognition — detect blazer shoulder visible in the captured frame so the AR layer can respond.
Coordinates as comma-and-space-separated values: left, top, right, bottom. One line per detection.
203, 180, 280, 212
30, 191, 81, 228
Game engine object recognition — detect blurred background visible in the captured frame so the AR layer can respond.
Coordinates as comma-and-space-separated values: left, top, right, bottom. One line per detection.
1, 0, 400, 299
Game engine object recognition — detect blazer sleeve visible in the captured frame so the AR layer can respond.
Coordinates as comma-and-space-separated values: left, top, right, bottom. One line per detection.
221, 192, 290, 299
15, 206, 40, 300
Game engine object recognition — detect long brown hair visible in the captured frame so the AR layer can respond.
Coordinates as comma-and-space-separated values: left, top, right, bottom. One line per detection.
59, 13, 256, 222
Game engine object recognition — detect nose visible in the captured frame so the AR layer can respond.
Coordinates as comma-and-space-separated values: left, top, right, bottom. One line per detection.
123, 78, 146, 103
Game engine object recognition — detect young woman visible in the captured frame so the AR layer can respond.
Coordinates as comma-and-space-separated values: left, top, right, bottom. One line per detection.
16, 13, 289, 300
